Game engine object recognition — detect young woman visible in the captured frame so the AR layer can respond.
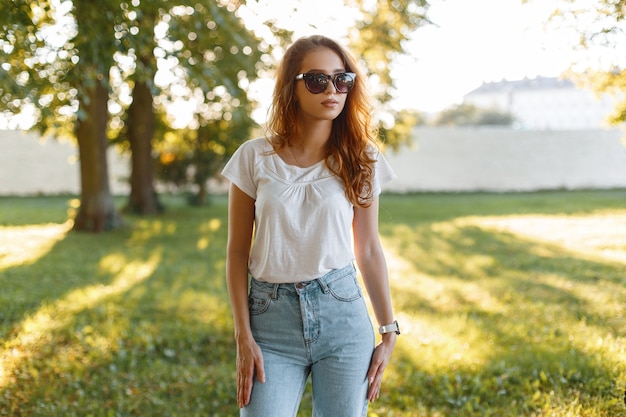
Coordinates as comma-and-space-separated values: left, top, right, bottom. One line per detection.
222, 35, 399, 417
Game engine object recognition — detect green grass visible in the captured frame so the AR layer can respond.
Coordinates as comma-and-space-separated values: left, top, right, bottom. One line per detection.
1, 190, 625, 416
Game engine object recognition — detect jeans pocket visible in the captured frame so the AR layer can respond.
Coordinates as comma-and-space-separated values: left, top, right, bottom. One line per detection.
248, 290, 271, 315
327, 275, 362, 302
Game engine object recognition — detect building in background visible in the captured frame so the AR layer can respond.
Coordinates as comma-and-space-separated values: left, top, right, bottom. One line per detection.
463, 77, 616, 130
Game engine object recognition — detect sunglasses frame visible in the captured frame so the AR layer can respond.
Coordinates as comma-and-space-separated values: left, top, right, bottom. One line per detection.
295, 72, 356, 94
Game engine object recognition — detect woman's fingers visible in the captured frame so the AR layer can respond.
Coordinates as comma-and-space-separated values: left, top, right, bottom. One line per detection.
237, 356, 253, 408
366, 339, 395, 402
237, 341, 265, 408
367, 357, 384, 402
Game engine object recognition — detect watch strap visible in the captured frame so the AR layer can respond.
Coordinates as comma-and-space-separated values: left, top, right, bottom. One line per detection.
378, 320, 400, 335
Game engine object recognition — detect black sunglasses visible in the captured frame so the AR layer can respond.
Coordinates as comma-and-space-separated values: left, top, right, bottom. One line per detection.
295, 72, 356, 94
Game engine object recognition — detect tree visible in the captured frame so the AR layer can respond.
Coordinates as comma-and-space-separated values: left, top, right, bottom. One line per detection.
119, 3, 161, 215
0, 0, 123, 232
1, 0, 432, 223
379, 108, 425, 147
348, 0, 432, 150
159, 0, 265, 205
1, 0, 269, 228
155, 111, 255, 206
545, 0, 626, 125
67, 1, 125, 231
112, 0, 267, 208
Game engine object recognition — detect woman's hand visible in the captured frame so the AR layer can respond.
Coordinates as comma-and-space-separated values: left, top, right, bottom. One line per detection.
366, 332, 396, 402
236, 337, 265, 408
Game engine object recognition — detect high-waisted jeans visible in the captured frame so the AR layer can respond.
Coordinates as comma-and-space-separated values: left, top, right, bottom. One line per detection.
241, 263, 375, 417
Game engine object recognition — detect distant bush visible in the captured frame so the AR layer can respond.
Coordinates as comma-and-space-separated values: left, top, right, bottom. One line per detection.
434, 103, 514, 126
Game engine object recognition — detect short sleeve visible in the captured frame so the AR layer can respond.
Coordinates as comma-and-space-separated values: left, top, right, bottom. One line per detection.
371, 148, 397, 196
221, 140, 258, 199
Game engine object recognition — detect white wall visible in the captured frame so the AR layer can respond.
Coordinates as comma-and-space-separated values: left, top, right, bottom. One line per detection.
2, 127, 626, 196
1, 130, 130, 196
383, 127, 626, 192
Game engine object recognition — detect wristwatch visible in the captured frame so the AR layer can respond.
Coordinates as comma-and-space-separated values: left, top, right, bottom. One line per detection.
378, 320, 400, 335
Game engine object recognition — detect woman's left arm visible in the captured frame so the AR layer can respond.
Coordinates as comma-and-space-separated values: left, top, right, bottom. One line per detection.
353, 197, 397, 403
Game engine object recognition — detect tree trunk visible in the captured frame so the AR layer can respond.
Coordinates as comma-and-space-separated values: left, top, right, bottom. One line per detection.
195, 181, 209, 207
73, 80, 123, 232
191, 126, 213, 207
126, 80, 161, 214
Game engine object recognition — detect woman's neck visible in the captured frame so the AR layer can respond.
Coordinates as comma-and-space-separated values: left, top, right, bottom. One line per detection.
285, 121, 332, 167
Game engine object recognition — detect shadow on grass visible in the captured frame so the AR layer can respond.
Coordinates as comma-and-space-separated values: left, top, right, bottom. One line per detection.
379, 210, 625, 416
0, 197, 240, 416
2, 191, 625, 416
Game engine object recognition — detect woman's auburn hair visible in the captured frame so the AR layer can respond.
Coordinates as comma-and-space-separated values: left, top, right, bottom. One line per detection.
265, 35, 379, 208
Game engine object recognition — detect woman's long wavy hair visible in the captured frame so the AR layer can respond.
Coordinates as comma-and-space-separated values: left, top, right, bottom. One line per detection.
265, 35, 379, 207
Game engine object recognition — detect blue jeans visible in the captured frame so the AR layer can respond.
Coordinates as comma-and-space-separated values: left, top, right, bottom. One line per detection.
242, 264, 375, 417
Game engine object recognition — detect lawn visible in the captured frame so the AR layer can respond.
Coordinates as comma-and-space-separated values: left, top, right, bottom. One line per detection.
0, 190, 625, 416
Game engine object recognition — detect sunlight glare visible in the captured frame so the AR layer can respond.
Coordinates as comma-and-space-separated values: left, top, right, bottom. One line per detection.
197, 237, 209, 250
0, 222, 72, 270
206, 218, 221, 232
238, 0, 356, 41
0, 252, 161, 389
376, 237, 499, 372
465, 213, 626, 264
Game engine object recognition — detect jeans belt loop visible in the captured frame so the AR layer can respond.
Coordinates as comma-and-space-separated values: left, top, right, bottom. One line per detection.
271, 283, 279, 300
316, 277, 330, 294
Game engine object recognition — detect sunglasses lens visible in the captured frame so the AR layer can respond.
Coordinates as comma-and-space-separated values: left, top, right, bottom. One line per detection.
301, 73, 355, 94
334, 73, 354, 93
305, 74, 328, 94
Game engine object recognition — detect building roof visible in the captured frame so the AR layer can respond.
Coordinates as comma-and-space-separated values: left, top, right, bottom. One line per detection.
466, 76, 575, 96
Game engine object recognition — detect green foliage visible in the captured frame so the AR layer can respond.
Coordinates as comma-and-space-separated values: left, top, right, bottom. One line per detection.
155, 114, 255, 197
567, 68, 626, 126
379, 108, 424, 151
112, 0, 265, 205
0, 0, 79, 136
434, 103, 514, 127
0, 0, 266, 132
546, 0, 626, 126
350, 0, 430, 93
548, 0, 626, 51
349, 0, 432, 148
1, 190, 625, 415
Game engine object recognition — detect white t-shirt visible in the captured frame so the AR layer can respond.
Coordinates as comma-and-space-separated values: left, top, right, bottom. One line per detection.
221, 137, 396, 283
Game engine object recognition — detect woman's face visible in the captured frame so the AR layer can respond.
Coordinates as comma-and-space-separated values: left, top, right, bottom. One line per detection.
295, 47, 349, 123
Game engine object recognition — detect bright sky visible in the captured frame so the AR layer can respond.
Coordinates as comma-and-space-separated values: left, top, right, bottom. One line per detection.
0, 0, 612, 129
391, 0, 579, 111
243, 0, 585, 113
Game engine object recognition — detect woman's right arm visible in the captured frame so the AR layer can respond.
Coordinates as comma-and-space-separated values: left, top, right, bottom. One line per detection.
225, 183, 265, 408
